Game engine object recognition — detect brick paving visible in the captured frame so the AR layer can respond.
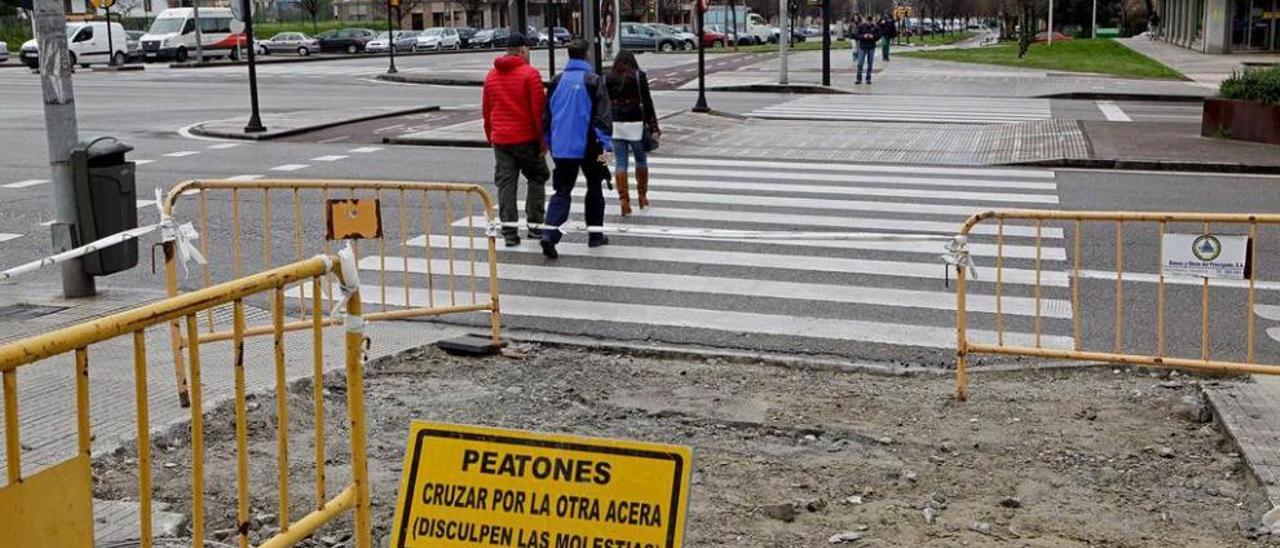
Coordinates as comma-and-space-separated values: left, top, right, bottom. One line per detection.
1205, 375, 1280, 507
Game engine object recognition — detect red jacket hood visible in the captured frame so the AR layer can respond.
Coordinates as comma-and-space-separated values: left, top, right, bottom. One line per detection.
493, 55, 527, 72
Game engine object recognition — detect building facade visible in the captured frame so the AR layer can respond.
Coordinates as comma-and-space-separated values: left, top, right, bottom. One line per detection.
1156, 0, 1277, 52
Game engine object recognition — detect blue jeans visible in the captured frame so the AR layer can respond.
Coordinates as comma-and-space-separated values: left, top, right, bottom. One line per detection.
855, 47, 875, 82
612, 139, 647, 174
544, 157, 610, 245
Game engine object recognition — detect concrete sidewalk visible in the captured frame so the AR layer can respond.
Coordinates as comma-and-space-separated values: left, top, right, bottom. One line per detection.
699, 49, 1212, 100
1119, 37, 1280, 87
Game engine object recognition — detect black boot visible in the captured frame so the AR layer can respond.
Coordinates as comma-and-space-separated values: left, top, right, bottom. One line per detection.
540, 240, 558, 259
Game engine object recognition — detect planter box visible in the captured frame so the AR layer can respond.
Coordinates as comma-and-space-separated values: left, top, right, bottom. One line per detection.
1202, 97, 1280, 145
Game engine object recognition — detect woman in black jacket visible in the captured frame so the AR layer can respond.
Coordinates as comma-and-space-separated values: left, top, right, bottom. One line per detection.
605, 51, 660, 215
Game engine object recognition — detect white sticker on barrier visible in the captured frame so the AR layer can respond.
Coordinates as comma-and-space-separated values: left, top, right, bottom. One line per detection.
1162, 233, 1251, 280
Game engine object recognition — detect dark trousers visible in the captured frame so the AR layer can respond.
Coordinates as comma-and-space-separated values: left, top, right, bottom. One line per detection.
493, 142, 549, 237
545, 156, 609, 245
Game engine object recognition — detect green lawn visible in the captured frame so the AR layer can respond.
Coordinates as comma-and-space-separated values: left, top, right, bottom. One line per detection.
679, 31, 975, 54
897, 38, 1185, 80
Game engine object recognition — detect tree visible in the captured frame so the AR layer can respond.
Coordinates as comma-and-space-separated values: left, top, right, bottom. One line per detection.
299, 0, 325, 32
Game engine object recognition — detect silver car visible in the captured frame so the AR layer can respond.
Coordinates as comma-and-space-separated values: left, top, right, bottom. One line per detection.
0, 41, 8, 64
257, 32, 320, 56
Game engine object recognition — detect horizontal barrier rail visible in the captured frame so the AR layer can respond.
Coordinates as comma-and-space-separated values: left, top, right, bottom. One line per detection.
161, 179, 502, 407
954, 210, 1280, 400
0, 253, 372, 547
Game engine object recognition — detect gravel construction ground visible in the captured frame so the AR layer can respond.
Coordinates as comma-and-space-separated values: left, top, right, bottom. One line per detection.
94, 344, 1278, 547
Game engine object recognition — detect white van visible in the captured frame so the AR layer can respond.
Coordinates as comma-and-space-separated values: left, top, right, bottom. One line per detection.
140, 8, 245, 62
18, 21, 129, 69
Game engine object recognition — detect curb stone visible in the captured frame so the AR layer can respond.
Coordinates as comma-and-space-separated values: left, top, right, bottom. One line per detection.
191, 105, 440, 141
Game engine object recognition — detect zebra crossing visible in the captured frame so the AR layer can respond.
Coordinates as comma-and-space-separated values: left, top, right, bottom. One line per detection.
349, 156, 1073, 357
748, 95, 1055, 124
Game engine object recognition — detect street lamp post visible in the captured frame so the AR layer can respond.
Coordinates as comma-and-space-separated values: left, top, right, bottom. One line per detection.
693, 0, 709, 112
241, 0, 266, 133
547, 0, 556, 77
386, 0, 398, 74
821, 0, 830, 86
1091, 0, 1097, 38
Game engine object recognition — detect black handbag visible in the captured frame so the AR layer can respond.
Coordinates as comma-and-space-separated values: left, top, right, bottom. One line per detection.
639, 75, 660, 152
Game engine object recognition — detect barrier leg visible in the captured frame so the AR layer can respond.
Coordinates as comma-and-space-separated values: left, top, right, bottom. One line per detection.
163, 242, 191, 408
344, 291, 372, 548
955, 263, 969, 401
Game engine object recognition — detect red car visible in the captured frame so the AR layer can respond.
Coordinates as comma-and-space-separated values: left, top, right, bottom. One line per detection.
701, 28, 728, 48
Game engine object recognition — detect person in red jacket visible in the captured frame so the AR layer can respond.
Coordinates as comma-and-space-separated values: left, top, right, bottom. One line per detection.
482, 32, 549, 247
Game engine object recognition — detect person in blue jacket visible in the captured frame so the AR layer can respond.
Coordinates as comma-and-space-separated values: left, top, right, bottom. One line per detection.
540, 39, 613, 259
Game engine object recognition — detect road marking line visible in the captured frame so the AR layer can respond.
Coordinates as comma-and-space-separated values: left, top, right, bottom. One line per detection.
646, 166, 1057, 191
310, 155, 350, 162
638, 176, 1058, 204
164, 151, 200, 157
1096, 100, 1132, 122
349, 146, 383, 153
410, 234, 1068, 287
134, 160, 155, 165
39, 220, 55, 227
0, 233, 22, 243
293, 284, 1074, 351
512, 200, 1062, 239
270, 164, 310, 172
528, 186, 1048, 217
1077, 269, 1280, 290
449, 217, 1066, 261
3, 179, 50, 189
646, 157, 1056, 179
319, 135, 351, 143
207, 143, 241, 149
136, 199, 156, 209
364, 255, 1071, 318
227, 174, 264, 181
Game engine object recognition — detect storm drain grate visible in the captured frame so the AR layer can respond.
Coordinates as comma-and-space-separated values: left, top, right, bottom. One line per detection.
0, 304, 70, 320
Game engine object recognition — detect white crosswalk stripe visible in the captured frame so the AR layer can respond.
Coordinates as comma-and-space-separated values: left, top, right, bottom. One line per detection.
346, 157, 1073, 353
749, 95, 1054, 124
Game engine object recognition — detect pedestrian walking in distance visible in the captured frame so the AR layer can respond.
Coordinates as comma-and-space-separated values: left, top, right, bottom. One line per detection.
605, 51, 660, 215
540, 39, 614, 259
853, 16, 881, 85
878, 14, 896, 62
482, 31, 549, 247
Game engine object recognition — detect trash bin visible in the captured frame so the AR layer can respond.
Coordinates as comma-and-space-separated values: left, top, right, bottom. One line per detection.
72, 137, 139, 276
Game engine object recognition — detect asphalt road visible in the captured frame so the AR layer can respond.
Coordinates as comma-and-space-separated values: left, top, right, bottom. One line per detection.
0, 50, 1274, 367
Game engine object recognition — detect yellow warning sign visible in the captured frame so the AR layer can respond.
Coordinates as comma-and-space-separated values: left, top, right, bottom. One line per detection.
325, 198, 383, 240
390, 421, 693, 548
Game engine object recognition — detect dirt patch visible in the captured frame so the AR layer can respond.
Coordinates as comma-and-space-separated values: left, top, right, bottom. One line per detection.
94, 345, 1276, 546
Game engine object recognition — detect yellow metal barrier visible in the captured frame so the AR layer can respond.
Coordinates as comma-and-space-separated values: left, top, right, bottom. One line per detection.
0, 256, 373, 548
955, 210, 1280, 400
161, 179, 502, 406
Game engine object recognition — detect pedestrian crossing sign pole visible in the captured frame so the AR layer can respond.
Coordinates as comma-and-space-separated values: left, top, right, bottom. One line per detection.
693, 0, 710, 113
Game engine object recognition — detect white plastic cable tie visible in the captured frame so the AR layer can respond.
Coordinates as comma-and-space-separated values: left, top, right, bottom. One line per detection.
941, 235, 979, 280
156, 188, 207, 278
330, 243, 363, 328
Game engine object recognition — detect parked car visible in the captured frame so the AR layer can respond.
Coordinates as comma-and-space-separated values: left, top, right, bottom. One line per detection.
141, 7, 244, 62
526, 26, 550, 45
619, 22, 684, 52
470, 27, 508, 49
257, 32, 320, 56
456, 27, 477, 47
125, 30, 144, 62
21, 21, 129, 68
649, 23, 695, 49
316, 27, 375, 54
705, 24, 750, 46
552, 26, 572, 43
415, 27, 461, 50
701, 27, 728, 48
366, 31, 417, 53
0, 41, 7, 64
